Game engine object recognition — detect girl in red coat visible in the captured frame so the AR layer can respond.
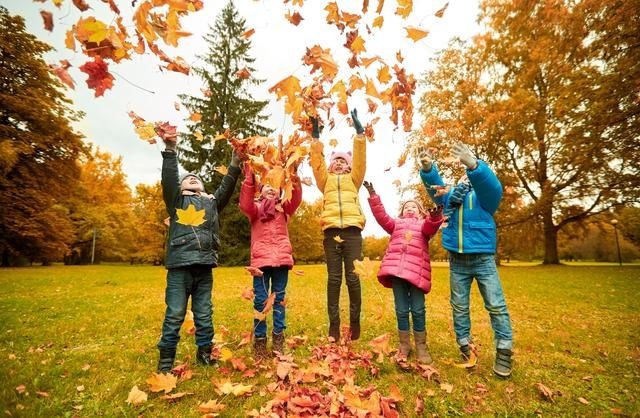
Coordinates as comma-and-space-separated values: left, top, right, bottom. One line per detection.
239, 164, 302, 359
364, 181, 443, 363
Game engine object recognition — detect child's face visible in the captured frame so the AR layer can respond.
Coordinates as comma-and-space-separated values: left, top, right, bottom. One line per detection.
181, 175, 203, 191
261, 185, 279, 200
330, 157, 350, 174
402, 202, 421, 218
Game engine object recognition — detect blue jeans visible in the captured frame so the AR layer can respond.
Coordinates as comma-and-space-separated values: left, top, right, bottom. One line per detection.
391, 277, 426, 332
253, 266, 288, 338
158, 265, 214, 350
449, 252, 513, 350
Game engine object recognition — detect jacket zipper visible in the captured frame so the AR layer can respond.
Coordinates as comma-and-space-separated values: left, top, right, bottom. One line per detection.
458, 196, 464, 253
337, 175, 344, 228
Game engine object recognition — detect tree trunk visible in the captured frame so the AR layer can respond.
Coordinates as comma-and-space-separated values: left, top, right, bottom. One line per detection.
542, 208, 560, 264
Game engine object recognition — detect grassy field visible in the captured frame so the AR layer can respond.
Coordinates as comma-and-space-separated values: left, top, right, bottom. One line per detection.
1, 263, 639, 417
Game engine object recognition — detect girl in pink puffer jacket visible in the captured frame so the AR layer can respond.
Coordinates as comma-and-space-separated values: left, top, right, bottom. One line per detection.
363, 181, 443, 364
239, 164, 302, 359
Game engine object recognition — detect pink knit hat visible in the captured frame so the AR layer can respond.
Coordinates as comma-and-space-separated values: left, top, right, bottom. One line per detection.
329, 151, 352, 171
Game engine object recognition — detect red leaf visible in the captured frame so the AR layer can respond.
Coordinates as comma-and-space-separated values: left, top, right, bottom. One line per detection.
79, 57, 114, 97
40, 10, 53, 31
72, 0, 90, 11
49, 60, 75, 90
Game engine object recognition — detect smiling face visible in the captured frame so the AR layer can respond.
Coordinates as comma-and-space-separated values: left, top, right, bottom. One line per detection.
402, 201, 422, 218
261, 184, 279, 200
330, 157, 350, 174
181, 175, 203, 192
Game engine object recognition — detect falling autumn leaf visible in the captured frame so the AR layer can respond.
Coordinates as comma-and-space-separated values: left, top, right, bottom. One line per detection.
146, 372, 177, 394
72, 0, 90, 11
285, 10, 304, 26
49, 60, 75, 90
241, 28, 255, 38
377, 65, 392, 84
235, 68, 251, 79
176, 204, 206, 227
405, 27, 429, 42
189, 112, 202, 122
372, 15, 384, 28
40, 10, 53, 31
126, 385, 148, 405
329, 139, 338, 147
435, 2, 449, 18
369, 333, 391, 362
396, 0, 413, 18
353, 257, 376, 280
241, 287, 254, 301
246, 266, 264, 277
79, 57, 114, 97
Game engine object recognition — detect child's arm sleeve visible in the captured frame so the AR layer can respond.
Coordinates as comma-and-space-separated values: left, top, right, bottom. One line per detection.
350, 134, 366, 189
283, 179, 303, 216
239, 174, 258, 221
214, 164, 241, 213
422, 212, 444, 238
309, 140, 328, 192
367, 194, 395, 234
161, 151, 180, 215
467, 160, 503, 215
419, 163, 449, 207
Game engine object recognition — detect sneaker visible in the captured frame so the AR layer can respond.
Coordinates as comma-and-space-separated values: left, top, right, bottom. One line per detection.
493, 348, 513, 377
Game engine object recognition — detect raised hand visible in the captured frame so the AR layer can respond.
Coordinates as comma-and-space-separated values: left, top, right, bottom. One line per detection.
418, 148, 433, 172
163, 138, 177, 152
428, 205, 444, 220
451, 142, 478, 170
230, 150, 241, 167
350, 108, 364, 135
363, 180, 376, 196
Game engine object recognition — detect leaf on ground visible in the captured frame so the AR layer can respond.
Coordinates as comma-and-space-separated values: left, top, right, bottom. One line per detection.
161, 391, 192, 402
578, 397, 589, 405
440, 383, 454, 394
534, 382, 556, 402
126, 385, 148, 405
146, 372, 177, 394
415, 394, 424, 414
213, 380, 253, 397
176, 204, 206, 227
182, 310, 195, 335
369, 333, 391, 362
454, 350, 478, 368
15, 385, 26, 394
198, 399, 226, 414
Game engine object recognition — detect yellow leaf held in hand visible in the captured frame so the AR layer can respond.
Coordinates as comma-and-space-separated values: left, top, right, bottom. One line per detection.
176, 204, 206, 227
126, 385, 148, 405
353, 257, 376, 280
215, 165, 228, 176
146, 372, 177, 394
405, 27, 429, 42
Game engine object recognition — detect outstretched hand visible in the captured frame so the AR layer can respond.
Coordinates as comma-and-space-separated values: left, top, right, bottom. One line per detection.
363, 180, 375, 196
418, 148, 433, 172
163, 138, 177, 152
428, 205, 444, 220
230, 151, 242, 167
451, 142, 478, 170
350, 108, 364, 135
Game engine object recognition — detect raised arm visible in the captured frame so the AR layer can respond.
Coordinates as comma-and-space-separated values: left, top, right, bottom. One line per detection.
214, 153, 241, 213
467, 160, 503, 215
239, 163, 258, 221
422, 206, 444, 238
364, 181, 395, 235
309, 139, 328, 192
350, 134, 366, 189
161, 149, 180, 215
282, 177, 303, 216
419, 163, 449, 207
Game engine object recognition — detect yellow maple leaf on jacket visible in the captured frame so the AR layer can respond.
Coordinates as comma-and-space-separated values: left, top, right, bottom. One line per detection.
176, 204, 206, 226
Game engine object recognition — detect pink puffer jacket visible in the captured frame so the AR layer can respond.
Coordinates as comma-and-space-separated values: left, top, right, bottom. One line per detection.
368, 194, 443, 293
239, 174, 302, 269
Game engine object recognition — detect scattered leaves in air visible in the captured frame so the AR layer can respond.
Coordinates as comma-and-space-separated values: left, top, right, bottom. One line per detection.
285, 10, 304, 26
241, 28, 255, 38
435, 2, 449, 18
146, 372, 177, 394
126, 385, 148, 405
405, 27, 429, 42
79, 57, 114, 97
49, 60, 75, 89
353, 257, 377, 280
176, 204, 206, 227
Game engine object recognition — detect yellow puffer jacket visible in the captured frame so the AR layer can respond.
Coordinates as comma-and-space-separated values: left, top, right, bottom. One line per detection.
310, 135, 366, 230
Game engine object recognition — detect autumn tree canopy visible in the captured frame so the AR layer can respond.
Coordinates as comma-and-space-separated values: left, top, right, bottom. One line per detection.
417, 0, 640, 264
0, 7, 85, 266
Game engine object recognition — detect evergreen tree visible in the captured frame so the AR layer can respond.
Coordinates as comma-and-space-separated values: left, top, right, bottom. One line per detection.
0, 7, 85, 266
178, 1, 271, 265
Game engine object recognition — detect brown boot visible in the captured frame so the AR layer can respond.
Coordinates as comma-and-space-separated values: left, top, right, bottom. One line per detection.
414, 331, 433, 364
272, 332, 285, 355
254, 337, 268, 360
397, 330, 411, 360
349, 322, 361, 341
329, 323, 340, 342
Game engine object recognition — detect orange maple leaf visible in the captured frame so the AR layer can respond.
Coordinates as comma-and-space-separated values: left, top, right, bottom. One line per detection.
396, 0, 413, 18
269, 75, 301, 103
285, 10, 304, 26
235, 68, 251, 79
146, 372, 177, 394
405, 27, 429, 42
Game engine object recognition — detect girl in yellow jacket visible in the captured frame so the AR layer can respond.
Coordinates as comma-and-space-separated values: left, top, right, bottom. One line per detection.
310, 109, 366, 342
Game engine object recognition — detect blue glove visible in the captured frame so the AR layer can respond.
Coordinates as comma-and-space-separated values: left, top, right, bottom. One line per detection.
350, 109, 364, 135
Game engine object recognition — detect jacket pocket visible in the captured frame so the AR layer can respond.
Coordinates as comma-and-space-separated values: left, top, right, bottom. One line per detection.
170, 233, 197, 247
467, 221, 494, 249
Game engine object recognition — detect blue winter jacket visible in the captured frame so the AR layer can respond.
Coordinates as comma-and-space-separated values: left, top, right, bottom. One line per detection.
420, 160, 502, 254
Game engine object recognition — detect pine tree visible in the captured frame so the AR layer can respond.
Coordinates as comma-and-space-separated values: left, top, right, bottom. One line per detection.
178, 1, 271, 265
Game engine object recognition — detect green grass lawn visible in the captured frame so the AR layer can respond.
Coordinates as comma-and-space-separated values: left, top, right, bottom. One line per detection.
1, 263, 639, 417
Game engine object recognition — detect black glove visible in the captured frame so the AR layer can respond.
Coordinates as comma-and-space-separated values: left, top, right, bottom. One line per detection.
350, 108, 364, 135
363, 180, 375, 196
428, 205, 444, 220
311, 117, 322, 139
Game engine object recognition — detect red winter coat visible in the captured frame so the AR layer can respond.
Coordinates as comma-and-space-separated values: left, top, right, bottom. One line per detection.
368, 194, 443, 293
239, 173, 302, 269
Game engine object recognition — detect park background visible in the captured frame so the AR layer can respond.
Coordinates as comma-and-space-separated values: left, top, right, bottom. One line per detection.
1, 0, 639, 416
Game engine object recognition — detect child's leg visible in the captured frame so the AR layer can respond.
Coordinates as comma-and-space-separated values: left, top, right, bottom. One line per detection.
448, 253, 475, 348
158, 268, 191, 350
323, 228, 344, 331
253, 268, 272, 338
408, 284, 426, 332
191, 265, 214, 347
271, 267, 289, 335
391, 278, 411, 331
473, 255, 513, 350
342, 227, 363, 326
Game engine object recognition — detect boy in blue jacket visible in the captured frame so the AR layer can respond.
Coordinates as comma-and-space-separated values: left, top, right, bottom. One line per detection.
419, 142, 513, 377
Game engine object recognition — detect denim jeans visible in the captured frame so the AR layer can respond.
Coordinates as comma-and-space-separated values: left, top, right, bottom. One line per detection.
157, 265, 214, 350
323, 227, 363, 327
448, 252, 513, 350
253, 266, 289, 338
391, 277, 426, 332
